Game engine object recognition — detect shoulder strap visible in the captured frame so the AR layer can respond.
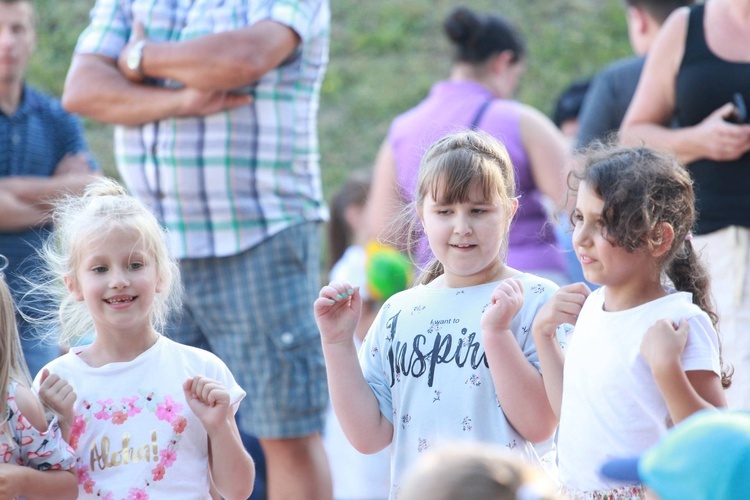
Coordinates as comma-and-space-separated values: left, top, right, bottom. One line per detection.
469, 99, 493, 129
684, 4, 711, 61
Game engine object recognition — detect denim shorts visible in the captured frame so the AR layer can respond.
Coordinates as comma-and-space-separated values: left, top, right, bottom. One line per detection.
168, 222, 328, 438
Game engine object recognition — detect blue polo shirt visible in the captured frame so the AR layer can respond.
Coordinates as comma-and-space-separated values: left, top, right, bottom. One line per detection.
0, 84, 97, 318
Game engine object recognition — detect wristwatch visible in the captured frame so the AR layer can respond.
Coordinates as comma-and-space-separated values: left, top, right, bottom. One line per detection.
126, 40, 147, 76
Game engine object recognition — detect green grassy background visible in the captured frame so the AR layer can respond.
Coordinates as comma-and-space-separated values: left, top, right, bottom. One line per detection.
29, 0, 631, 199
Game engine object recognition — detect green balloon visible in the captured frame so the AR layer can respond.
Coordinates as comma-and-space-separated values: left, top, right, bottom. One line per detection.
366, 248, 413, 301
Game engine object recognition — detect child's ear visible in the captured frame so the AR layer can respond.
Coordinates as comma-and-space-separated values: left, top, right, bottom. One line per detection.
416, 205, 425, 225
64, 274, 84, 302
652, 222, 675, 258
509, 198, 519, 219
502, 199, 519, 233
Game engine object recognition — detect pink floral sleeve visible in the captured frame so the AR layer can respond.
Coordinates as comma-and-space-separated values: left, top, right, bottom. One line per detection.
1, 382, 76, 471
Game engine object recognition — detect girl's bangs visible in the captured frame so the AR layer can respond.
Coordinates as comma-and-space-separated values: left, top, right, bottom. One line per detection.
427, 154, 499, 205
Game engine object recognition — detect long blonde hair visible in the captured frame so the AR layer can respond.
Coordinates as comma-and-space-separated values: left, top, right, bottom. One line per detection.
0, 260, 32, 441
411, 130, 517, 284
31, 178, 182, 346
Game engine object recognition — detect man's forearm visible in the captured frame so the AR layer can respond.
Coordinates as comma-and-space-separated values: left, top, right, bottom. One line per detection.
0, 173, 99, 231
139, 20, 300, 91
0, 173, 98, 206
65, 54, 252, 125
0, 189, 49, 230
63, 54, 189, 126
620, 122, 705, 164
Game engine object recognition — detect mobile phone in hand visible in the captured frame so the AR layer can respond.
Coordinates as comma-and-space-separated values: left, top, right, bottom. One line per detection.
725, 93, 748, 124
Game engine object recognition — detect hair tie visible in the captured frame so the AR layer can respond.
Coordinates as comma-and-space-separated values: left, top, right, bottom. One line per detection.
0, 254, 8, 278
685, 232, 694, 242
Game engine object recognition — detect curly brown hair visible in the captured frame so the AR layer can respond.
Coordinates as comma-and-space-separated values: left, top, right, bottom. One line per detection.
570, 144, 732, 388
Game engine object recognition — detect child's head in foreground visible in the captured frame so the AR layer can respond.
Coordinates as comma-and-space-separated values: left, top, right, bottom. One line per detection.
40, 177, 181, 345
399, 442, 564, 500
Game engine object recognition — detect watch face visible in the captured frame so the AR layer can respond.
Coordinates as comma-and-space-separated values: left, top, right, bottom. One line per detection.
127, 42, 143, 72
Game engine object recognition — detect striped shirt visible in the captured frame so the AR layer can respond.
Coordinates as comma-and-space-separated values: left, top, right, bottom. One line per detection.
75, 0, 330, 258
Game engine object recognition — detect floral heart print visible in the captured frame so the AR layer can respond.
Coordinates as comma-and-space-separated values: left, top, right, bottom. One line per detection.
70, 390, 189, 500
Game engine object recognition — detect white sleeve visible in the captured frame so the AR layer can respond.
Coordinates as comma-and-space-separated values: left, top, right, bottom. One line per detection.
203, 352, 246, 413
682, 313, 721, 375
515, 275, 561, 371
358, 306, 394, 424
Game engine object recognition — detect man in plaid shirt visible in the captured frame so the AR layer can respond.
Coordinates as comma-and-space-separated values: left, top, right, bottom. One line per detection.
62, 1, 332, 498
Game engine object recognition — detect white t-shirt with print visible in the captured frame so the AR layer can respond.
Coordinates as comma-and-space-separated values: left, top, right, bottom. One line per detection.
557, 287, 721, 493
359, 273, 562, 499
34, 336, 245, 500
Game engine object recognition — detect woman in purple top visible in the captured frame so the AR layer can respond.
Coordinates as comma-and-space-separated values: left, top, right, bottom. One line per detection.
368, 7, 570, 284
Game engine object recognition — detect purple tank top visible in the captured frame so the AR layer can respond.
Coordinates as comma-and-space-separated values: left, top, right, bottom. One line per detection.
388, 80, 566, 275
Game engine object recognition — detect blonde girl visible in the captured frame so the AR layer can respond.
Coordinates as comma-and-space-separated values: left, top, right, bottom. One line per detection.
0, 256, 77, 499
315, 130, 561, 499
33, 178, 254, 499
532, 145, 728, 499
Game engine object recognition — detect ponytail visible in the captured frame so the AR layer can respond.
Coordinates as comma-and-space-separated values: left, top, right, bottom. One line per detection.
666, 240, 716, 327
666, 240, 733, 389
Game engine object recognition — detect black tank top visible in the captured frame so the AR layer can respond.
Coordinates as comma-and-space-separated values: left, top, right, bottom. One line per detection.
675, 4, 750, 234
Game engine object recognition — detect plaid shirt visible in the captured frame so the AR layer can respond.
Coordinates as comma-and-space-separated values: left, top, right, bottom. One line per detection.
76, 0, 330, 258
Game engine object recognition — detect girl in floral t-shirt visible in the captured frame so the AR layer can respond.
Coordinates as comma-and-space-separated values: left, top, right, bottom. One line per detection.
0, 256, 77, 499
32, 179, 255, 499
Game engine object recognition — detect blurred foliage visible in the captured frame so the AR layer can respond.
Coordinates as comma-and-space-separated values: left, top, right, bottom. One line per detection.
27, 0, 115, 176
25, 0, 631, 198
